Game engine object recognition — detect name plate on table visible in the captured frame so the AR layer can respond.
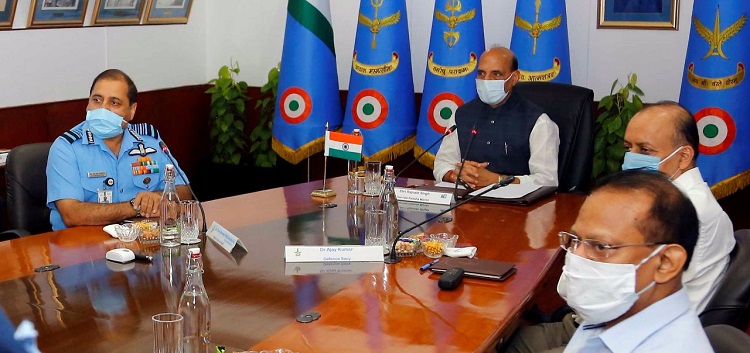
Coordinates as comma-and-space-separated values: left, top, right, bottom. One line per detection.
284, 261, 383, 275
395, 186, 452, 205
284, 246, 384, 263
207, 221, 248, 253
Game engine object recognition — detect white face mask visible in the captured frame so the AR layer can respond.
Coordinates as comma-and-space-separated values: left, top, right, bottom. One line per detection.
476, 78, 509, 105
557, 244, 666, 325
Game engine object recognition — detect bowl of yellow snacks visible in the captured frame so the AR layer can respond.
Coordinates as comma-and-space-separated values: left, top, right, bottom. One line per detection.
422, 239, 444, 259
134, 220, 159, 244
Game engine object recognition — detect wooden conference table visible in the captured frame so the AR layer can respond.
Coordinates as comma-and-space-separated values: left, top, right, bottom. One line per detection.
0, 177, 584, 352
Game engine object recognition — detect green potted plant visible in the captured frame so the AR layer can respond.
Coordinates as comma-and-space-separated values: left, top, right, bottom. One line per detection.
592, 74, 645, 182
206, 62, 249, 165
250, 65, 279, 167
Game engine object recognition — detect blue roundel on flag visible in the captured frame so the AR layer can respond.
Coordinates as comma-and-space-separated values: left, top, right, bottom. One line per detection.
280, 87, 312, 124
352, 89, 388, 129
695, 107, 736, 155
428, 92, 463, 134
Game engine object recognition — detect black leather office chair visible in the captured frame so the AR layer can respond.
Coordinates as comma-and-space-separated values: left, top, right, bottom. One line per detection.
1, 143, 52, 239
704, 324, 750, 353
514, 82, 595, 193
700, 229, 750, 329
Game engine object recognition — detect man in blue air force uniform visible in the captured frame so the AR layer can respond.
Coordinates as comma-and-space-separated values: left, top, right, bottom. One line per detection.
47, 69, 192, 230
433, 46, 560, 189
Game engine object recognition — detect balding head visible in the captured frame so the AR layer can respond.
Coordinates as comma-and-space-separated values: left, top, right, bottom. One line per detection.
624, 101, 698, 178
476, 46, 520, 107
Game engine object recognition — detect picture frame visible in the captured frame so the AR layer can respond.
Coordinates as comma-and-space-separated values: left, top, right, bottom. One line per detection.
143, 0, 192, 25
91, 0, 146, 26
27, 0, 89, 28
598, 0, 680, 30
0, 0, 18, 30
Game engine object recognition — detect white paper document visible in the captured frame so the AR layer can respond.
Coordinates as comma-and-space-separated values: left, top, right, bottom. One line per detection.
469, 183, 542, 199
434, 182, 466, 189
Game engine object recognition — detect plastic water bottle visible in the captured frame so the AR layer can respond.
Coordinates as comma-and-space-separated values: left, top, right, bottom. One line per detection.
381, 165, 399, 253
347, 129, 364, 194
178, 248, 211, 353
159, 164, 181, 247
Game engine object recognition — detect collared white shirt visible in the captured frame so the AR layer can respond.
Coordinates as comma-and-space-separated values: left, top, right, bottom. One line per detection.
564, 288, 714, 353
673, 167, 735, 313
433, 112, 559, 187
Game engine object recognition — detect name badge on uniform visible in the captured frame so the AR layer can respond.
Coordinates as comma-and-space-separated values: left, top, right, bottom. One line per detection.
88, 171, 106, 178
97, 189, 113, 204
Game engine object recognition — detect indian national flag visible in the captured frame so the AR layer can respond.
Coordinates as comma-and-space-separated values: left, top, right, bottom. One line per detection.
324, 131, 363, 161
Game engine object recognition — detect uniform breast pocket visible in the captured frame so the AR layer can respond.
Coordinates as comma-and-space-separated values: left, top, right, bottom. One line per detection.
82, 178, 106, 203
132, 174, 159, 192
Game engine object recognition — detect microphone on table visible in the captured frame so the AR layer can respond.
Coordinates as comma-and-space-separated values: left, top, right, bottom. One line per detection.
452, 126, 478, 202
395, 125, 457, 180
159, 141, 208, 235
384, 175, 516, 264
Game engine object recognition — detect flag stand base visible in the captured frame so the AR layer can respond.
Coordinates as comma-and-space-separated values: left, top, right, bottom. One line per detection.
311, 189, 336, 198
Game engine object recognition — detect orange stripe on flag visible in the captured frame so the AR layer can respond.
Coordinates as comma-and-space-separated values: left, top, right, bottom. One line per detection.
328, 131, 363, 145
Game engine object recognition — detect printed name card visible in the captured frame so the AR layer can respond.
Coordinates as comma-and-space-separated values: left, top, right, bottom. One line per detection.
394, 186, 452, 205
284, 245, 384, 263
284, 261, 383, 275
207, 221, 247, 253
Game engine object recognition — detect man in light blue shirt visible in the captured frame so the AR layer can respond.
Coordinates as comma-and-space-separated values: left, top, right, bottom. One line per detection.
560, 170, 712, 353
46, 69, 192, 230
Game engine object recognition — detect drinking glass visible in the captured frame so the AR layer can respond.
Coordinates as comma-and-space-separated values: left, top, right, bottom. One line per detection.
153, 313, 183, 353
365, 209, 387, 254
180, 200, 201, 244
364, 161, 382, 196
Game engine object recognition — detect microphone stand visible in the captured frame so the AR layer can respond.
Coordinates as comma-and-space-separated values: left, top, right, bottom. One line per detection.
384, 175, 516, 264
452, 127, 478, 202
395, 125, 456, 180
159, 143, 208, 235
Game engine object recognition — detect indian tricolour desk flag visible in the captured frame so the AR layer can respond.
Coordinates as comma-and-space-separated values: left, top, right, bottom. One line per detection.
510, 0, 571, 83
679, 2, 750, 199
324, 131, 363, 161
415, 0, 485, 168
342, 0, 416, 162
272, 0, 343, 165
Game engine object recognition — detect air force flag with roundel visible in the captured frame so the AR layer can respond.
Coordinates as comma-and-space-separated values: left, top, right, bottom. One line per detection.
342, 0, 416, 162
272, 0, 342, 165
510, 0, 571, 83
679, 2, 750, 198
415, 0, 484, 168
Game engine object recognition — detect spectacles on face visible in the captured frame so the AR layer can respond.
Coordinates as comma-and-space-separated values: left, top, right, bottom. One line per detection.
558, 231, 666, 260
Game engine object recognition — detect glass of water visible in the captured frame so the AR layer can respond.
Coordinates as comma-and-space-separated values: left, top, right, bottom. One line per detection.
364, 161, 382, 196
180, 200, 201, 244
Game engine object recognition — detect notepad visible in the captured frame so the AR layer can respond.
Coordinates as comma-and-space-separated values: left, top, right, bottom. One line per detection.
430, 257, 516, 281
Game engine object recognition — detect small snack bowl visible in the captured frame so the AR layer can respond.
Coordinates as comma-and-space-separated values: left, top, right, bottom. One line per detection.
134, 220, 160, 244
115, 223, 141, 242
395, 238, 420, 257
422, 239, 444, 259
430, 233, 459, 249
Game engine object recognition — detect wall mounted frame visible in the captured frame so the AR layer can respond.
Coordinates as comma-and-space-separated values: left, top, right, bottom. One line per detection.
598, 0, 679, 30
143, 0, 192, 25
91, 0, 146, 26
0, 0, 18, 29
28, 0, 89, 28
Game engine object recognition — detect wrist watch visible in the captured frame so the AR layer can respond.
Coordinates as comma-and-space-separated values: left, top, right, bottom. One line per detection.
129, 198, 141, 218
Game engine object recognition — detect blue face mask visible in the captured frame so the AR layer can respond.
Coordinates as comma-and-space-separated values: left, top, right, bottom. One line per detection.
476, 78, 509, 105
621, 146, 684, 171
86, 108, 126, 139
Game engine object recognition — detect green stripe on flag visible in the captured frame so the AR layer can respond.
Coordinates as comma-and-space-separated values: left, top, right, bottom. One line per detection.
288, 0, 336, 55
328, 148, 361, 161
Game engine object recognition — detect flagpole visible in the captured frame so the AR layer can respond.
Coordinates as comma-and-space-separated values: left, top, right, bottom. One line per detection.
311, 122, 337, 206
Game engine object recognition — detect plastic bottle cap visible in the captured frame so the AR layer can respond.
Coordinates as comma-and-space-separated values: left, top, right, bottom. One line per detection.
385, 165, 394, 171
188, 247, 201, 259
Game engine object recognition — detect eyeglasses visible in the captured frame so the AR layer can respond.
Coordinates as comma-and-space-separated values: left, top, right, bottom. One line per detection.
558, 231, 665, 260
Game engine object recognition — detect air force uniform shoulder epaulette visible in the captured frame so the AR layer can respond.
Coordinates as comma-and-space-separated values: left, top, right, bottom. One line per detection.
129, 123, 160, 140
59, 128, 83, 144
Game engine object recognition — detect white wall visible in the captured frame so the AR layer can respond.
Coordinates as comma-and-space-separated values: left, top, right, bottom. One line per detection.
0, 0, 694, 109
0, 0, 207, 108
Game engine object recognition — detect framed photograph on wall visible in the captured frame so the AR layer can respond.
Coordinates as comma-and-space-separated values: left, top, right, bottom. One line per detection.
598, 0, 680, 30
27, 0, 89, 28
143, 0, 192, 25
0, 0, 19, 30
91, 0, 146, 26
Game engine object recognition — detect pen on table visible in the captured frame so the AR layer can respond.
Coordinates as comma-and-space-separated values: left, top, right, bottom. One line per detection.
134, 254, 153, 262
420, 259, 440, 271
